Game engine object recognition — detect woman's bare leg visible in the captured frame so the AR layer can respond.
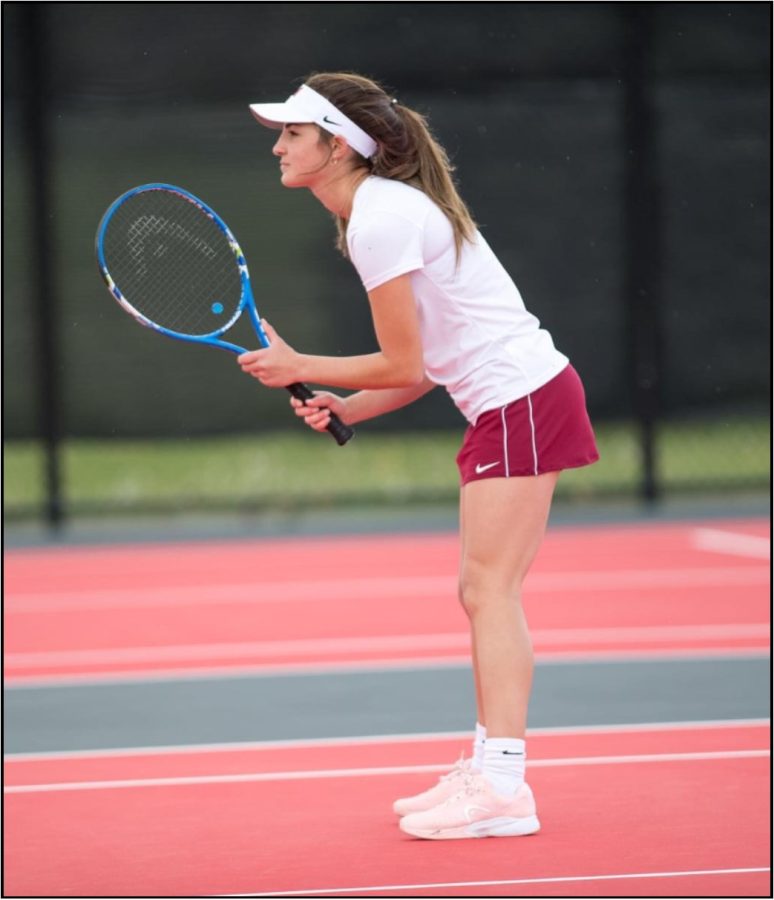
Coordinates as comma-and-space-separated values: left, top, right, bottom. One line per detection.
458, 472, 559, 738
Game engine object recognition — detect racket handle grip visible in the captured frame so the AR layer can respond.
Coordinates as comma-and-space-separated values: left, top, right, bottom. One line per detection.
286, 383, 355, 446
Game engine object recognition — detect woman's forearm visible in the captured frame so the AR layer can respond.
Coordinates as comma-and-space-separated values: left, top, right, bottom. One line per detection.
343, 376, 437, 424
298, 351, 425, 392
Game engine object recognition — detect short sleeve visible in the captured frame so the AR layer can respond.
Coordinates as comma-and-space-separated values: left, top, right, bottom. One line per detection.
348, 211, 424, 291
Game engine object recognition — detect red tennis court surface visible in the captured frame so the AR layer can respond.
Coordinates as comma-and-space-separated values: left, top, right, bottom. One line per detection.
4, 517, 771, 896
4, 518, 770, 683
4, 724, 770, 896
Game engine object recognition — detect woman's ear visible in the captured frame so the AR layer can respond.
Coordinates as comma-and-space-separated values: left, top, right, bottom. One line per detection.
330, 136, 352, 164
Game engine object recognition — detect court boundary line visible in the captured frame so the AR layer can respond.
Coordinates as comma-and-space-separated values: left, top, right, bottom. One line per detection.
223, 867, 771, 897
5, 564, 769, 613
6, 622, 769, 668
4, 647, 769, 689
5, 717, 768, 762
5, 749, 769, 794
693, 527, 771, 559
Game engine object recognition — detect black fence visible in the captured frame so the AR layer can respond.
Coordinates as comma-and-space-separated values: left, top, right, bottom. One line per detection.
3, 3, 771, 525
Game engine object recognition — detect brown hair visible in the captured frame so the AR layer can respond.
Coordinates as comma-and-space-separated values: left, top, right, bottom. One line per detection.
304, 72, 476, 259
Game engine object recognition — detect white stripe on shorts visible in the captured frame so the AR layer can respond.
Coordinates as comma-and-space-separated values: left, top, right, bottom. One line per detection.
526, 395, 539, 475
500, 405, 510, 477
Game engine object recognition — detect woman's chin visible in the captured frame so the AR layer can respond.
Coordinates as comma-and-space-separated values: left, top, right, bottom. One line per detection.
280, 172, 305, 189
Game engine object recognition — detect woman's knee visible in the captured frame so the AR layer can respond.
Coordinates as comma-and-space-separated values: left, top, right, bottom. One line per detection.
458, 560, 522, 618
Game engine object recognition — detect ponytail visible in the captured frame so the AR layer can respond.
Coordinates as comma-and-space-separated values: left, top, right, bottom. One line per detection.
304, 72, 477, 260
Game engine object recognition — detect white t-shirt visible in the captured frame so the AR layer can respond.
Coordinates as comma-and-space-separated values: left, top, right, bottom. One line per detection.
347, 176, 569, 424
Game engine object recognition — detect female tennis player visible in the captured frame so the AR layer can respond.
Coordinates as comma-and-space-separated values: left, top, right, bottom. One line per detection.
240, 72, 599, 840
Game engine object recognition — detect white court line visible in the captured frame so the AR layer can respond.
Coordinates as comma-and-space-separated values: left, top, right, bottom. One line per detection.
4, 749, 769, 794
5, 565, 769, 612
5, 623, 769, 669
5, 717, 768, 763
693, 528, 771, 560
4, 645, 771, 689
4, 645, 770, 689
225, 867, 770, 897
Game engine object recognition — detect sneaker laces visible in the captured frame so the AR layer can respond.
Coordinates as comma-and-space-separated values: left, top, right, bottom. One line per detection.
439, 770, 486, 805
439, 753, 469, 783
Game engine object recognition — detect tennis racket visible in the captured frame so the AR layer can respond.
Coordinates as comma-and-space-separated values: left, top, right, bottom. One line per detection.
95, 183, 354, 446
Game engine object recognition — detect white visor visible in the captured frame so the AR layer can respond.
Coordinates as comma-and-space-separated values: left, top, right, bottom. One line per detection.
249, 84, 378, 160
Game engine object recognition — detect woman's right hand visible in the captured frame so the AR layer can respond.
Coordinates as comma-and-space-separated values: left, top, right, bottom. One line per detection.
290, 391, 349, 433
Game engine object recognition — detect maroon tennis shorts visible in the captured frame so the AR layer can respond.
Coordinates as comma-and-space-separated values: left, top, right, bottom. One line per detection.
456, 364, 599, 485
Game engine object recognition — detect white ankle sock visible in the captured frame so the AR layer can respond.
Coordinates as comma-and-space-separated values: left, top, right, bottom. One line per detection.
471, 722, 487, 772
482, 737, 526, 797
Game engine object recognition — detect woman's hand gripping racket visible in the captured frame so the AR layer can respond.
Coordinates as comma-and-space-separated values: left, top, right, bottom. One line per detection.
95, 183, 354, 445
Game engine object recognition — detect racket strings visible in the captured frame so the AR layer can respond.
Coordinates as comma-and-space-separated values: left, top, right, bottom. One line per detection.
102, 191, 243, 336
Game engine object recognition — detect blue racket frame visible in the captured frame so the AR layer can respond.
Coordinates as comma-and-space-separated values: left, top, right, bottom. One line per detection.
96, 182, 270, 355
96, 183, 355, 445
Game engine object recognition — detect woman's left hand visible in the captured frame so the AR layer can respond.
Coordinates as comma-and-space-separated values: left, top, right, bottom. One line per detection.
237, 320, 304, 387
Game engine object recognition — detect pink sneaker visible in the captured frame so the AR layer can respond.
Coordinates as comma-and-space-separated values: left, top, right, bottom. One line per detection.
393, 757, 473, 817
399, 773, 540, 840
